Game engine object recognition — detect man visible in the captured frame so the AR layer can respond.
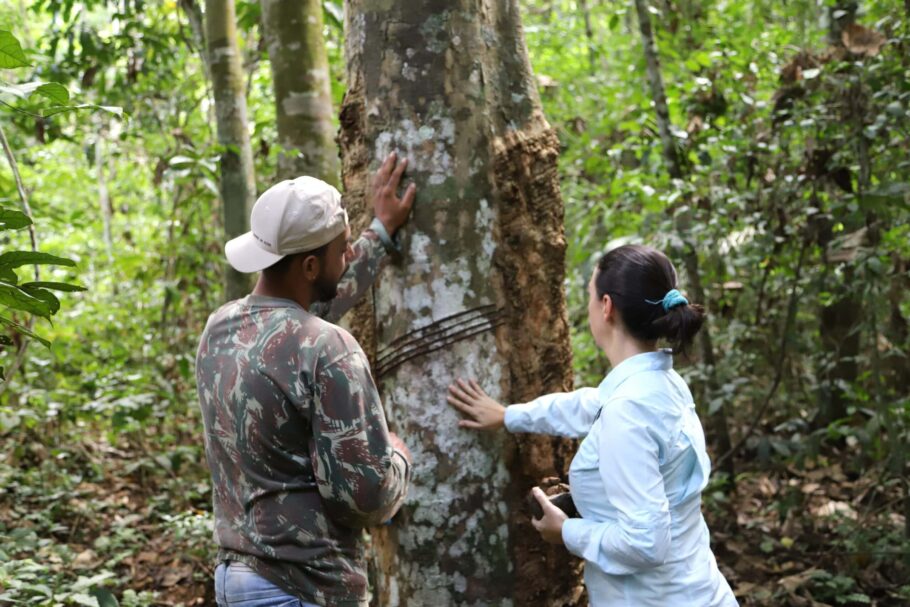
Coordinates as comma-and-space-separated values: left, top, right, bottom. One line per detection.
196, 153, 416, 607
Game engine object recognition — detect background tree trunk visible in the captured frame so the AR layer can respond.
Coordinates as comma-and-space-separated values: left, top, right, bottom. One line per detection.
341, 1, 583, 604
632, 0, 735, 480
261, 0, 340, 184
205, 0, 256, 301
814, 5, 861, 429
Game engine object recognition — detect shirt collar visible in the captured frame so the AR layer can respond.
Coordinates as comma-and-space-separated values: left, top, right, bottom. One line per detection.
244, 294, 306, 310
597, 350, 673, 400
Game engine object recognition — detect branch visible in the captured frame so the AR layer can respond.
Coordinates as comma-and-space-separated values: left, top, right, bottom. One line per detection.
0, 122, 40, 390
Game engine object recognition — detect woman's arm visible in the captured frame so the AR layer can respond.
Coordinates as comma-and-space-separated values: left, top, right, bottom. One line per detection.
560, 399, 673, 574
504, 388, 602, 437
446, 379, 601, 438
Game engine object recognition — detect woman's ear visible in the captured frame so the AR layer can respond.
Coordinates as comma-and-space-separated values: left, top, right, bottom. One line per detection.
601, 293, 613, 323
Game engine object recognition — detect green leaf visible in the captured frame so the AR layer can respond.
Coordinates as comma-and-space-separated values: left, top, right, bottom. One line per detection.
0, 81, 41, 98
69, 593, 100, 607
90, 588, 119, 607
20, 281, 86, 292
20, 285, 60, 315
0, 251, 76, 270
323, 1, 343, 26
0, 208, 32, 230
0, 30, 29, 68
33, 82, 69, 105
69, 103, 125, 117
0, 281, 52, 317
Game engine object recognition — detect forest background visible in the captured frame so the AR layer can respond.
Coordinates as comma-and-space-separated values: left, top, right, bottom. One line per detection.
0, 0, 908, 605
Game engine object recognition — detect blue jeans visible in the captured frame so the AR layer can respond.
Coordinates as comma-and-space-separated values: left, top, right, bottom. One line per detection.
215, 561, 319, 607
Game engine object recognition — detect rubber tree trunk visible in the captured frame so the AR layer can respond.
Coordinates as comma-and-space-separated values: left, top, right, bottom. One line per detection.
341, 1, 582, 605
632, 0, 735, 480
205, 0, 256, 301
261, 0, 340, 184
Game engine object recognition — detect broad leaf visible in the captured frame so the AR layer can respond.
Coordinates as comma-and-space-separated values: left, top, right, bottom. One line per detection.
0, 251, 76, 270
0, 281, 52, 318
34, 82, 70, 105
0, 30, 29, 68
323, 1, 343, 26
90, 588, 119, 607
20, 285, 60, 315
0, 267, 16, 285
70, 103, 125, 117
20, 281, 86, 292
0, 209, 32, 230
0, 81, 41, 99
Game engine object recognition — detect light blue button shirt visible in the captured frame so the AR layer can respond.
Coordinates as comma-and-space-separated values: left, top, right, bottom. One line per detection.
505, 351, 738, 607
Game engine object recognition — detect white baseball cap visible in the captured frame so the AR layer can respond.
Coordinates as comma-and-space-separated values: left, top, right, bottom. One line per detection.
225, 177, 349, 273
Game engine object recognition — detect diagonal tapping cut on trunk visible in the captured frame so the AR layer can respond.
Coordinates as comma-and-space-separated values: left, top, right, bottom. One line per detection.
375, 305, 506, 378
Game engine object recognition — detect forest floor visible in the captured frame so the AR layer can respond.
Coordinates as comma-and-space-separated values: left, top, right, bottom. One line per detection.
1, 415, 907, 606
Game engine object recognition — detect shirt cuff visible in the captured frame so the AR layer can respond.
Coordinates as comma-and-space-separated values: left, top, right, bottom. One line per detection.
391, 448, 411, 481
369, 217, 400, 254
503, 404, 534, 433
561, 517, 588, 558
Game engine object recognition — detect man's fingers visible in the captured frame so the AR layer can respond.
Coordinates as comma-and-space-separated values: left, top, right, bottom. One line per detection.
530, 515, 542, 530
373, 152, 396, 189
401, 182, 416, 210
387, 157, 408, 187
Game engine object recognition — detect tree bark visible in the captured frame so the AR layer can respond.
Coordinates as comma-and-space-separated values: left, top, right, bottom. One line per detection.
261, 0, 340, 184
205, 0, 256, 301
341, 1, 582, 604
632, 0, 734, 479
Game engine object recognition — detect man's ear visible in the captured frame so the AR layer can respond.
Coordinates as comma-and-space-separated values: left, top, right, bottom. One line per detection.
301, 254, 321, 281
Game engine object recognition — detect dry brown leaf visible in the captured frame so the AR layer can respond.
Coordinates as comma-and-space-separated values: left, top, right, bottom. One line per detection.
161, 566, 192, 587
72, 548, 98, 570
779, 567, 821, 593
811, 499, 858, 519
842, 23, 887, 57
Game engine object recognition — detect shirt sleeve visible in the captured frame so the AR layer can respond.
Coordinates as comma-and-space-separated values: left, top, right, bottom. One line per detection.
311, 349, 410, 528
503, 387, 602, 437
308, 226, 394, 323
561, 399, 672, 575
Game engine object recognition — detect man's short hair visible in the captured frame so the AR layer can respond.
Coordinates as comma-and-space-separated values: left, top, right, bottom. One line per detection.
262, 243, 329, 277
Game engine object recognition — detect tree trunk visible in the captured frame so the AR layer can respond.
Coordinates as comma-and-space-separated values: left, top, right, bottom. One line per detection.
205, 0, 256, 301
341, 1, 582, 604
632, 0, 734, 479
261, 0, 340, 184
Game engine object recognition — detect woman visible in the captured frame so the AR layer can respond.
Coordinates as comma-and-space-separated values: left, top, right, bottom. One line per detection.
447, 244, 738, 606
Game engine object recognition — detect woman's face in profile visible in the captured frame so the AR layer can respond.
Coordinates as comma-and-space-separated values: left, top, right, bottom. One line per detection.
587, 271, 608, 347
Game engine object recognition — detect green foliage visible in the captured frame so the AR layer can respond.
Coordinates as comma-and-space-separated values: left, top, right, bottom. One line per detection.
0, 30, 92, 352
0, 1, 907, 605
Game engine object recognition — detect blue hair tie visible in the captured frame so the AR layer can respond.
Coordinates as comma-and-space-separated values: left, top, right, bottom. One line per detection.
646, 289, 689, 312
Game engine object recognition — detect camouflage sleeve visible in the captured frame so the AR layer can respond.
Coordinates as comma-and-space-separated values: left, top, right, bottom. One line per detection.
311, 348, 410, 528
309, 228, 391, 323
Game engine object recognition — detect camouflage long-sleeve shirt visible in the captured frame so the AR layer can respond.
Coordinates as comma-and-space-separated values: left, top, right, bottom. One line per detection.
196, 228, 409, 607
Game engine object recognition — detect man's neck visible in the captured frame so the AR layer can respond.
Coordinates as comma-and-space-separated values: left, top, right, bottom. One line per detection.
253, 275, 312, 309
